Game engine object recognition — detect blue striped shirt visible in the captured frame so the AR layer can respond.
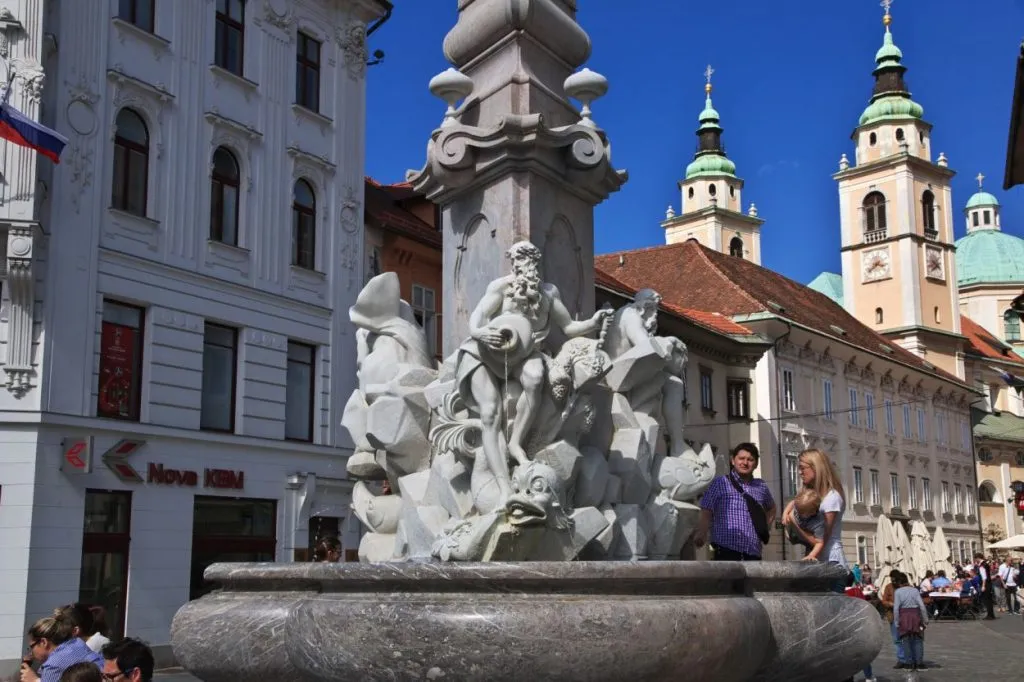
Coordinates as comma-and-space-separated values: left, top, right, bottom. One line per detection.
38, 638, 104, 682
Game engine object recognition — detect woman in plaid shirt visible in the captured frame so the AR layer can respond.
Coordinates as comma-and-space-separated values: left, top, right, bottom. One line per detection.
693, 443, 776, 560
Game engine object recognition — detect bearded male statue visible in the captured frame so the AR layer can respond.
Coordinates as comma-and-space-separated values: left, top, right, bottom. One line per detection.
604, 288, 690, 458
456, 241, 612, 504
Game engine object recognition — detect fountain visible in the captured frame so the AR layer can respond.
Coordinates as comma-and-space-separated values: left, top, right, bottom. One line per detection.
170, 2, 884, 679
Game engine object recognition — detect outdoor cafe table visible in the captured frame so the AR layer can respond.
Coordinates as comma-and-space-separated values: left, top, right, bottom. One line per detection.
929, 592, 961, 620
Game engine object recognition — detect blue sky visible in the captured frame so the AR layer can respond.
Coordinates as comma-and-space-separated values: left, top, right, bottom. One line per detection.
365, 1, 1024, 285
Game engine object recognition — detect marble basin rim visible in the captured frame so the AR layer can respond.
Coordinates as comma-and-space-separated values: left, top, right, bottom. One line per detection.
171, 560, 884, 682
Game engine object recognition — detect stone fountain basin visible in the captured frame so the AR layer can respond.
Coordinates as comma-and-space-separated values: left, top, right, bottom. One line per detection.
171, 561, 884, 682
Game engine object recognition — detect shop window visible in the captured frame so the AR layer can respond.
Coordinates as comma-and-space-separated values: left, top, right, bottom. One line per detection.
200, 323, 237, 432
214, 0, 245, 76
285, 341, 316, 441
97, 301, 145, 421
190, 497, 276, 600
296, 32, 322, 112
79, 490, 132, 638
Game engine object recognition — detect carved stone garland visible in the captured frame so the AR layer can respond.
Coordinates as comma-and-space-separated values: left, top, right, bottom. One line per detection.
3, 222, 41, 396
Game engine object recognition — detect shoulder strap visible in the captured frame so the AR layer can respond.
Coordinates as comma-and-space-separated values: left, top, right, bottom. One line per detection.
726, 472, 759, 504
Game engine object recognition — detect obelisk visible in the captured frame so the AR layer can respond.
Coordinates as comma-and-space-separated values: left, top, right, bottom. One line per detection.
408, 0, 627, 354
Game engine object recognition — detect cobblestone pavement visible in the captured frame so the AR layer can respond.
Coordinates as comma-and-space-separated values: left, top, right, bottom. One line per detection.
154, 613, 1024, 681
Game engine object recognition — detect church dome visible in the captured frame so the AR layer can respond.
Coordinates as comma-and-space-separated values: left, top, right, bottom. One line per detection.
956, 229, 1024, 287
965, 191, 1000, 209
686, 153, 737, 179
859, 95, 924, 126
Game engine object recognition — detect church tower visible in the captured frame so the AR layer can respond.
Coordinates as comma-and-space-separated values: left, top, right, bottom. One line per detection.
835, 3, 963, 377
662, 67, 764, 263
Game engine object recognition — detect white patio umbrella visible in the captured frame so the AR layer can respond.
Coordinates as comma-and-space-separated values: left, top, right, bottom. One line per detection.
931, 526, 955, 577
987, 533, 1024, 550
909, 520, 937, 583
874, 515, 897, 592
891, 521, 917, 582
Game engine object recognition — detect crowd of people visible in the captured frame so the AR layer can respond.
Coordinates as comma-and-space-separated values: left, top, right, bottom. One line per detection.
17, 603, 154, 682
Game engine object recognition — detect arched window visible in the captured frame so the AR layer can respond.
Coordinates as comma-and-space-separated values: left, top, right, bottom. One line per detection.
210, 147, 240, 245
729, 185, 735, 198
112, 108, 149, 216
921, 190, 936, 232
934, 306, 941, 324
895, 128, 905, 142
1004, 310, 1021, 341
869, 132, 877, 145
687, 187, 694, 199
875, 307, 883, 324
708, 183, 717, 197
292, 179, 316, 269
863, 191, 887, 234
729, 237, 743, 258
978, 481, 998, 503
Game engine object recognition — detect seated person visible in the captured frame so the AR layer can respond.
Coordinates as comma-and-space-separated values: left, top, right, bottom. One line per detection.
960, 568, 981, 597
919, 570, 934, 594
786, 489, 825, 561
931, 570, 951, 590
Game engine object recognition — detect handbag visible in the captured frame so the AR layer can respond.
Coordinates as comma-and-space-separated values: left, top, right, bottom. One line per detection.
726, 473, 771, 545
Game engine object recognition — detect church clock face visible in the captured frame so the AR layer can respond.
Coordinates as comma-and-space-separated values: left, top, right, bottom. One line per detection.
925, 246, 944, 280
861, 247, 891, 282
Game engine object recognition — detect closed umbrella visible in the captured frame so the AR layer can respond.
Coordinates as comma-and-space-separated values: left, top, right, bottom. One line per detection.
931, 526, 955, 577
874, 515, 897, 592
910, 520, 937, 584
891, 520, 917, 582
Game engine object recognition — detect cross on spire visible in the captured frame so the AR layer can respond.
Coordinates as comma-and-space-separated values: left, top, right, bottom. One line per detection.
881, 0, 893, 28
977, 172, 985, 189
704, 64, 715, 85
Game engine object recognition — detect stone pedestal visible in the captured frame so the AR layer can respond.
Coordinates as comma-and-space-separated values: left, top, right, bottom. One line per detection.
407, 0, 626, 354
171, 561, 884, 682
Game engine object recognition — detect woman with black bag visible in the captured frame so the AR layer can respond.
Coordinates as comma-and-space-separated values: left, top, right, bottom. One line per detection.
693, 443, 776, 561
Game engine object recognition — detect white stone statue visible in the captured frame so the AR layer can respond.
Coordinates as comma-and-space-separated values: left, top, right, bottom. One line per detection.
342, 242, 714, 563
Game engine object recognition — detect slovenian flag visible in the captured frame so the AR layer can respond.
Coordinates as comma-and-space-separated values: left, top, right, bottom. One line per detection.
0, 99, 67, 164
990, 365, 1024, 394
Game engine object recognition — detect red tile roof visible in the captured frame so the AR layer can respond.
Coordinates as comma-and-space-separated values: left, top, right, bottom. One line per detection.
960, 315, 1024, 368
595, 264, 757, 338
595, 239, 970, 388
364, 178, 440, 247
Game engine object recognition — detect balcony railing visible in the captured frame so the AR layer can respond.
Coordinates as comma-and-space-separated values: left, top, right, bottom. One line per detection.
864, 229, 888, 244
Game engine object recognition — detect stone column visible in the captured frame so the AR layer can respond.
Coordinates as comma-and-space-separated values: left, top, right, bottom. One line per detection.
408, 0, 626, 355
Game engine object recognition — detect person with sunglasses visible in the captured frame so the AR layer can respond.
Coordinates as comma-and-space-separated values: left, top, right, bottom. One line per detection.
99, 639, 153, 682
21, 614, 103, 682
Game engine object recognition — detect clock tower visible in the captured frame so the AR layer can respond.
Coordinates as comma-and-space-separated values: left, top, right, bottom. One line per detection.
661, 67, 765, 263
834, 3, 964, 377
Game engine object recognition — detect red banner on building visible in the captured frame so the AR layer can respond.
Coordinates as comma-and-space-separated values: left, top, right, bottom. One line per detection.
98, 323, 137, 418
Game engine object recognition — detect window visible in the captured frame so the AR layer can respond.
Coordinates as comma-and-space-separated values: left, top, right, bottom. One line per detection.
97, 301, 145, 421
917, 408, 926, 441
907, 475, 918, 509
936, 411, 947, 445
933, 306, 941, 324
966, 487, 975, 516
962, 418, 971, 450
869, 132, 877, 145
865, 392, 875, 429
295, 32, 322, 111
367, 246, 382, 282
941, 481, 950, 513
959, 540, 967, 564
111, 109, 149, 216
895, 127, 905, 141
708, 183, 717, 197
890, 472, 900, 508
786, 455, 799, 497
972, 211, 979, 227
885, 399, 895, 434
292, 179, 316, 269
863, 191, 887, 233
700, 369, 713, 412
118, 0, 155, 32
903, 404, 912, 436
286, 342, 315, 441
922, 478, 931, 511
1018, 451, 1024, 466
687, 186, 694, 199
979, 482, 997, 503
978, 447, 994, 462
971, 541, 978, 558
412, 284, 438, 358
210, 147, 240, 245
215, 0, 245, 76
200, 323, 237, 432
729, 237, 743, 258
875, 307, 883, 324
984, 210, 991, 225
870, 470, 881, 506
853, 466, 864, 504
822, 379, 833, 419
857, 536, 869, 566
80, 490, 132, 638
921, 190, 936, 231
190, 497, 275, 600
953, 483, 963, 515
726, 380, 749, 419
849, 388, 859, 426
1005, 310, 1022, 341
781, 368, 795, 411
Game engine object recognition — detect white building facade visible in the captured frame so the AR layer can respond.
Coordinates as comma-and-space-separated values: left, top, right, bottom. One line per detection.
0, 0, 388, 667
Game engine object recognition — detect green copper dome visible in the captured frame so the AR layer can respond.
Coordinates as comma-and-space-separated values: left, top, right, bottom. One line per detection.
859, 95, 924, 125
686, 153, 736, 178
874, 31, 903, 65
858, 18, 924, 127
698, 95, 721, 131
965, 191, 1000, 209
955, 230, 1024, 287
